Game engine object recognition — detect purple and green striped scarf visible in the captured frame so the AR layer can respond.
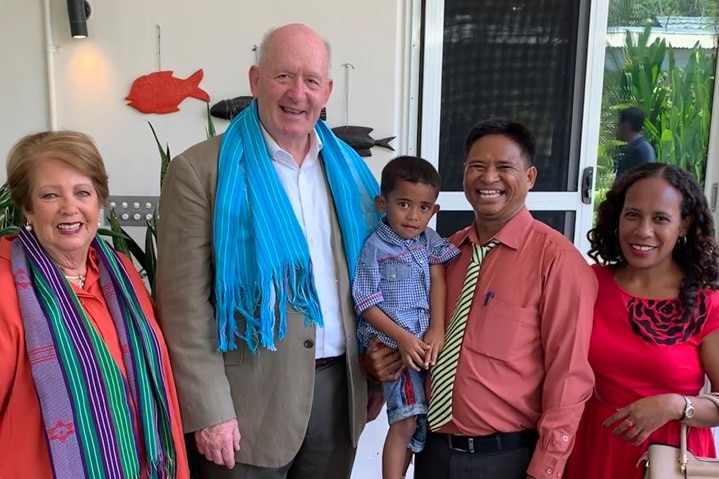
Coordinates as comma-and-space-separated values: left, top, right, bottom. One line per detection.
11, 229, 176, 479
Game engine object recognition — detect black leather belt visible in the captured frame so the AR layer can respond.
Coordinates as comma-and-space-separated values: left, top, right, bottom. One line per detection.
315, 354, 345, 368
436, 430, 538, 454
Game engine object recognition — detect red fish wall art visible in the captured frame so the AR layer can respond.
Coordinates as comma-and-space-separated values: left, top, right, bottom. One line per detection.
125, 69, 210, 114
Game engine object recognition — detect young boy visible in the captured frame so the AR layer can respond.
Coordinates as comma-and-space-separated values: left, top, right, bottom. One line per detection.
352, 156, 459, 479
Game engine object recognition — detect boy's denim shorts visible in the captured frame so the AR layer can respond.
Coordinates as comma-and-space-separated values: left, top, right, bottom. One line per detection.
383, 367, 428, 453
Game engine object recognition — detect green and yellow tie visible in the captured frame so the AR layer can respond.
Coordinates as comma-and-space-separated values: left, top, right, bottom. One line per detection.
427, 240, 498, 431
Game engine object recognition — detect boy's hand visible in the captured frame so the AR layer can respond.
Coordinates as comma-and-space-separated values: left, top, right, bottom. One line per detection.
423, 328, 445, 368
396, 332, 430, 371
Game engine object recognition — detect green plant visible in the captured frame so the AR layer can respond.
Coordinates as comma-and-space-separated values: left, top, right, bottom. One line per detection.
107, 122, 169, 297
107, 108, 217, 297
0, 182, 24, 235
610, 25, 716, 182
595, 24, 717, 215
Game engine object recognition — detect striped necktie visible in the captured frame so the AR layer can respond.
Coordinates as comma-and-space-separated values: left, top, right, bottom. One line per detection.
427, 240, 498, 431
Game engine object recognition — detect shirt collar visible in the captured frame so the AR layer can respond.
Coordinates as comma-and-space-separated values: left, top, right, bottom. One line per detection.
375, 217, 423, 246
454, 206, 533, 250
260, 124, 323, 168
628, 134, 641, 143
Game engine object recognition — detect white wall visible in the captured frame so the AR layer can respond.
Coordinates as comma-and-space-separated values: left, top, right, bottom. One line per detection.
0, 1, 407, 477
0, 0, 404, 185
0, 0, 49, 158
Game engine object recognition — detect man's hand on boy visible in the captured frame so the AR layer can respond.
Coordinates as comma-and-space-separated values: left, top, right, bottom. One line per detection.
362, 337, 403, 382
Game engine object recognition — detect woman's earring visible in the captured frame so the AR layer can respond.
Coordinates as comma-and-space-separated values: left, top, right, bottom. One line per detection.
677, 236, 687, 246
24, 223, 32, 232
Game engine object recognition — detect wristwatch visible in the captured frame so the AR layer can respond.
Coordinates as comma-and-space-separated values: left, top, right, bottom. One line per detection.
680, 395, 695, 421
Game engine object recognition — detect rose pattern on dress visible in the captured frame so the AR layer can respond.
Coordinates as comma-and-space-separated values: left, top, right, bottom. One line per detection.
627, 294, 708, 345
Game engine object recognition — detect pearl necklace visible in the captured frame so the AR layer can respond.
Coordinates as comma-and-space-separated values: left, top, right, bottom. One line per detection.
64, 274, 86, 288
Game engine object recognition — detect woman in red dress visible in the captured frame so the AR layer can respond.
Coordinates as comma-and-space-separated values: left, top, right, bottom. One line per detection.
564, 163, 719, 479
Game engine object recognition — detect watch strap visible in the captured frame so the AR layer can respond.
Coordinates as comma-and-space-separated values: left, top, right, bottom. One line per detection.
680, 395, 693, 421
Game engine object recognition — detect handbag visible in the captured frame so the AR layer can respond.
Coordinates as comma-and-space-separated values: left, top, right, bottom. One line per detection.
639, 394, 719, 478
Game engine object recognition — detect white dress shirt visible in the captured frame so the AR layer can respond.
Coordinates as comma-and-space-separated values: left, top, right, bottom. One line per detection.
260, 127, 346, 358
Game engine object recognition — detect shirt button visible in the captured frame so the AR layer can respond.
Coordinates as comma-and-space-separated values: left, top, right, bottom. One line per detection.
303, 339, 314, 349
562, 435, 569, 442
391, 273, 396, 278
546, 468, 553, 474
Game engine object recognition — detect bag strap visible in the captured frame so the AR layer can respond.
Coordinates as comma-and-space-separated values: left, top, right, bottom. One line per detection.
700, 392, 719, 410
677, 393, 719, 473
680, 423, 688, 473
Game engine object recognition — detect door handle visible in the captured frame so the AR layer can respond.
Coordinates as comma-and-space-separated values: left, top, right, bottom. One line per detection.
581, 166, 594, 205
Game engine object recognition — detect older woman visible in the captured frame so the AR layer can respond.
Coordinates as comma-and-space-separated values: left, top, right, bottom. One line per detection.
0, 131, 189, 479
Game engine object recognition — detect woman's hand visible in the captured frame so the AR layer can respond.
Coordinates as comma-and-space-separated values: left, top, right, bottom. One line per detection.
603, 393, 684, 446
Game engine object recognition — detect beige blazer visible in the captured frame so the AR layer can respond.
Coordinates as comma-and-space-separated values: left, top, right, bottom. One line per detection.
156, 134, 368, 468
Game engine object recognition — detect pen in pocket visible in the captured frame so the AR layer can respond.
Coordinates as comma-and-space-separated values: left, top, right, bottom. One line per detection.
483, 291, 495, 306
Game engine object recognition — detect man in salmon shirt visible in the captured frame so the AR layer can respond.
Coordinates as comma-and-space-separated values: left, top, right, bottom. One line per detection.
364, 118, 597, 479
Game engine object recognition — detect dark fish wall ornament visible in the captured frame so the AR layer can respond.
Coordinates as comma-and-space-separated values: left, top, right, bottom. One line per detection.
210, 95, 327, 121
331, 126, 395, 157
125, 69, 210, 114
210, 96, 253, 119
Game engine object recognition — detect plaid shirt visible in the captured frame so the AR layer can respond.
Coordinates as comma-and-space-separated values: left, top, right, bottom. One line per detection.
352, 220, 460, 349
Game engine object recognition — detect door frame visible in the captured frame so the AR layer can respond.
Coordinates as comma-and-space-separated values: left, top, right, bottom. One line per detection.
411, 0, 611, 253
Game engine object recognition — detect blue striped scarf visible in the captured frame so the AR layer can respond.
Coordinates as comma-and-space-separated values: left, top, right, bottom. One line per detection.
214, 101, 380, 352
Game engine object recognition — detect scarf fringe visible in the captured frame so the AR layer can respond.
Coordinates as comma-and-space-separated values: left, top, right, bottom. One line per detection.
217, 263, 325, 353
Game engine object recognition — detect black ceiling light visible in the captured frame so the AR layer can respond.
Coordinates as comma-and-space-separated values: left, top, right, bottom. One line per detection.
67, 0, 92, 39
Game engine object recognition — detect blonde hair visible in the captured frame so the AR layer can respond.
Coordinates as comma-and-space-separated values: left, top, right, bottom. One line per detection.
6, 130, 109, 210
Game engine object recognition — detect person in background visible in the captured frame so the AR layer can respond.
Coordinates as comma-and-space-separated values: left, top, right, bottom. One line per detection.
364, 117, 597, 479
564, 163, 719, 479
615, 106, 656, 180
156, 23, 383, 479
0, 130, 189, 479
352, 155, 460, 479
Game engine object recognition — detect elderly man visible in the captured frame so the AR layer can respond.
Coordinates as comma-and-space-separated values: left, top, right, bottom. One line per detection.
365, 118, 597, 479
157, 23, 382, 479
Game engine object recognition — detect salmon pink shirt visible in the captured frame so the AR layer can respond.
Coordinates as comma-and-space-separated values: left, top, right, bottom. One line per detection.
433, 208, 597, 479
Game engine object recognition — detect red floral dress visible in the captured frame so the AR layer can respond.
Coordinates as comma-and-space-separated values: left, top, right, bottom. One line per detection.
564, 264, 719, 479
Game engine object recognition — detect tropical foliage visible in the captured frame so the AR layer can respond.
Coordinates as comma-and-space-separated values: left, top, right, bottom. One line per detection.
609, 0, 719, 26
595, 24, 717, 208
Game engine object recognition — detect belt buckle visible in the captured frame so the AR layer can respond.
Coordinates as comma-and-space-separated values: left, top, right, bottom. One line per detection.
447, 435, 474, 453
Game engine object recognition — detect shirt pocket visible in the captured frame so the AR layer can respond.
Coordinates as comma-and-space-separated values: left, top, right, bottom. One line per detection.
380, 261, 411, 282
463, 297, 539, 361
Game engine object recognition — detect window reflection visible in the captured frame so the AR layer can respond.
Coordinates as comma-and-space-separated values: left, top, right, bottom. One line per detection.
594, 1, 718, 213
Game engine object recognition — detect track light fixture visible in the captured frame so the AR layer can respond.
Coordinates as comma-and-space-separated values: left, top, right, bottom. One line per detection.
67, 0, 91, 39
